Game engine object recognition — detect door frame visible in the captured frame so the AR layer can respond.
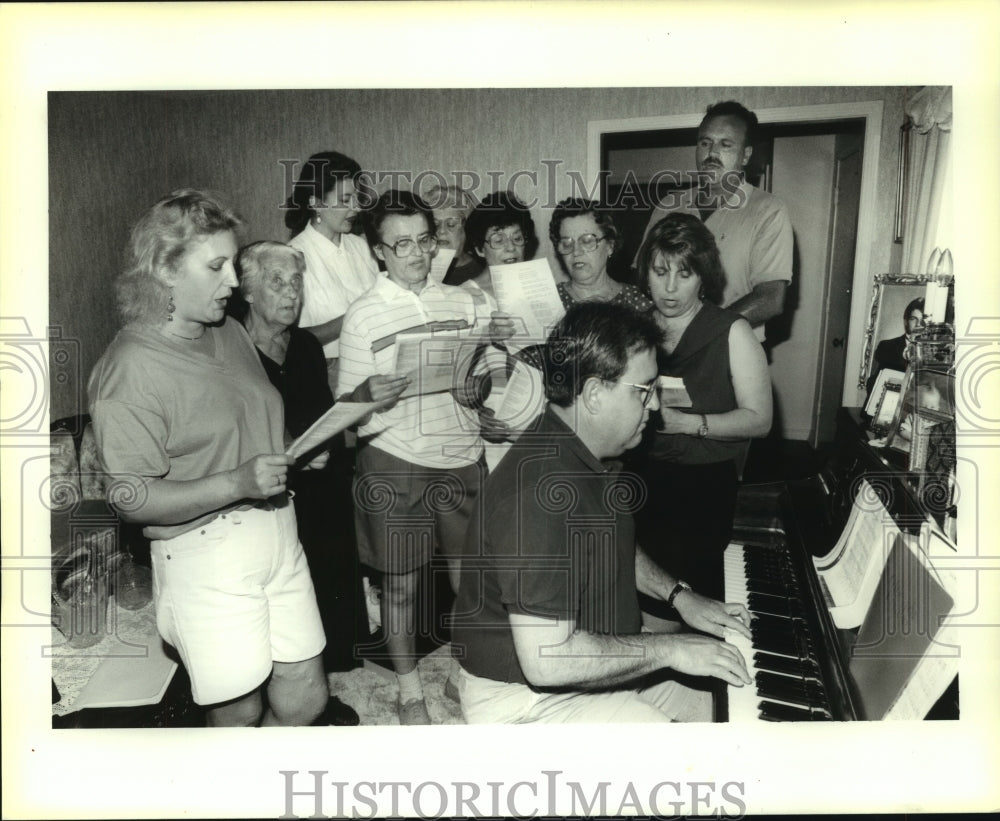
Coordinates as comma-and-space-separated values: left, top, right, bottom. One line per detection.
587, 100, 884, 408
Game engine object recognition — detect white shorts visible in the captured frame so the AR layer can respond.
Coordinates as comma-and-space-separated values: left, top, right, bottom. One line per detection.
151, 501, 326, 706
458, 668, 712, 724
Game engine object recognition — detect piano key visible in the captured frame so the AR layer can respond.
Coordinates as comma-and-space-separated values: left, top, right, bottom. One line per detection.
724, 542, 835, 722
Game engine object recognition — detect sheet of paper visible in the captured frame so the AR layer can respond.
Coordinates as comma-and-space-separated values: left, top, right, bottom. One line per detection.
484, 359, 545, 430
285, 401, 381, 459
813, 478, 899, 628
391, 330, 478, 399
657, 374, 693, 408
490, 258, 565, 349
429, 247, 456, 283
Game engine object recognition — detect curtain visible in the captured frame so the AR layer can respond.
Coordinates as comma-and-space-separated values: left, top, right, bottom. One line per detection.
901, 86, 953, 274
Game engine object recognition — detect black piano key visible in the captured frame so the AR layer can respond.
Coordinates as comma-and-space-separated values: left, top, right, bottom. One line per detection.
751, 631, 802, 659
755, 671, 828, 706
754, 652, 821, 679
758, 700, 832, 722
750, 618, 813, 653
748, 592, 806, 618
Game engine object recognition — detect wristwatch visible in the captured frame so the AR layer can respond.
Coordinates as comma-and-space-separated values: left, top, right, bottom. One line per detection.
697, 414, 709, 438
666, 580, 692, 609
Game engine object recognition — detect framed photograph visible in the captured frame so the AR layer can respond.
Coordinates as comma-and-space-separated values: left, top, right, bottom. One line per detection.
885, 365, 954, 471
858, 274, 953, 391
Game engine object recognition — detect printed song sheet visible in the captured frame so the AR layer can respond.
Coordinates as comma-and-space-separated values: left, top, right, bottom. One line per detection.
490, 259, 565, 350
813, 478, 898, 628
429, 248, 456, 283
285, 401, 381, 459
392, 329, 477, 398
484, 359, 545, 430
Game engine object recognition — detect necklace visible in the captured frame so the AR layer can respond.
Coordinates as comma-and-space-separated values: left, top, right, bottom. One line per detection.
169, 329, 206, 341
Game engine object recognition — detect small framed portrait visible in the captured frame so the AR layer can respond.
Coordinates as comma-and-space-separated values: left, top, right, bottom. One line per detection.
858, 274, 953, 393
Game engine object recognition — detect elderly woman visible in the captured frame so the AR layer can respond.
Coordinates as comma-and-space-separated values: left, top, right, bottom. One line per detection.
337, 189, 504, 724
88, 190, 328, 726
234, 240, 366, 725
550, 198, 653, 312
424, 183, 484, 287
285, 150, 378, 390
634, 212, 771, 618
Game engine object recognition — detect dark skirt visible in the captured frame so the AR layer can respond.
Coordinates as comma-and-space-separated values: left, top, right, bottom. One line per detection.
634, 458, 739, 618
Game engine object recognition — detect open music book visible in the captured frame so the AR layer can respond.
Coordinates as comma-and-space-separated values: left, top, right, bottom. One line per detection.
812, 479, 899, 629
848, 532, 958, 720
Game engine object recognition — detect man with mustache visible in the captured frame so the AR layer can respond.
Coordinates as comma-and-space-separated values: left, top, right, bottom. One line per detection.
636, 101, 793, 340
451, 302, 752, 724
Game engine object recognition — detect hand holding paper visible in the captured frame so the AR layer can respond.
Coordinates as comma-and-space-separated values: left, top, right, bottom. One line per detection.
657, 375, 692, 408
285, 400, 382, 460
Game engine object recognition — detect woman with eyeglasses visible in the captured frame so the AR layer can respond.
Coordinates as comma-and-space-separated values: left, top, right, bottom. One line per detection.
550, 198, 653, 312
633, 212, 771, 623
232, 240, 366, 725
336, 190, 500, 724
423, 183, 484, 287
461, 190, 540, 304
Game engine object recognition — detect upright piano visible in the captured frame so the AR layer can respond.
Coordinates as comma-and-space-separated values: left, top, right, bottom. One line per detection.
719, 407, 959, 722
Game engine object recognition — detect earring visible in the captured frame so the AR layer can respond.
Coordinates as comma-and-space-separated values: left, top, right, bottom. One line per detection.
167, 289, 175, 321
313, 211, 322, 225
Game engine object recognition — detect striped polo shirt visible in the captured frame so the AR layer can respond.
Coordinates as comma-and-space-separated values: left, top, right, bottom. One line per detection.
337, 274, 484, 469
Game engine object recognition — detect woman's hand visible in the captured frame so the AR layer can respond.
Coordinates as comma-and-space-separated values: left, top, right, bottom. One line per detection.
302, 450, 330, 471
658, 406, 697, 436
231, 453, 295, 499
487, 311, 517, 343
354, 374, 410, 410
479, 407, 512, 443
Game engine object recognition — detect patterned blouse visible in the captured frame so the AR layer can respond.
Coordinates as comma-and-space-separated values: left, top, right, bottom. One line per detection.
557, 280, 654, 312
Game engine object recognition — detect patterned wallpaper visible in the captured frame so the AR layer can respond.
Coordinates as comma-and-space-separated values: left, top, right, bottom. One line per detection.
49, 86, 908, 420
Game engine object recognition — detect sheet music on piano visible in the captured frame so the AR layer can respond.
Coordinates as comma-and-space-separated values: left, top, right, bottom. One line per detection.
848, 531, 959, 720
722, 476, 961, 722
811, 478, 899, 629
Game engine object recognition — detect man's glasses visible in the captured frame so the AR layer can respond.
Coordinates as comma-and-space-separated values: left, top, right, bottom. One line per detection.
485, 231, 526, 250
618, 379, 658, 408
381, 235, 439, 258
556, 233, 607, 255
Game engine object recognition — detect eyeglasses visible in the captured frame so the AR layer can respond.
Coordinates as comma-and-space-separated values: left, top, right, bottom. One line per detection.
437, 216, 465, 232
485, 230, 526, 250
264, 273, 303, 294
381, 235, 439, 258
618, 380, 658, 408
556, 234, 607, 255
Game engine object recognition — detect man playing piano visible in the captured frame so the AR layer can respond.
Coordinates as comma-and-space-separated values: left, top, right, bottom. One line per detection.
451, 302, 752, 723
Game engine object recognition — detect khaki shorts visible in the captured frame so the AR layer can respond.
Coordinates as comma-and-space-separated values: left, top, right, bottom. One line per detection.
353, 445, 483, 575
